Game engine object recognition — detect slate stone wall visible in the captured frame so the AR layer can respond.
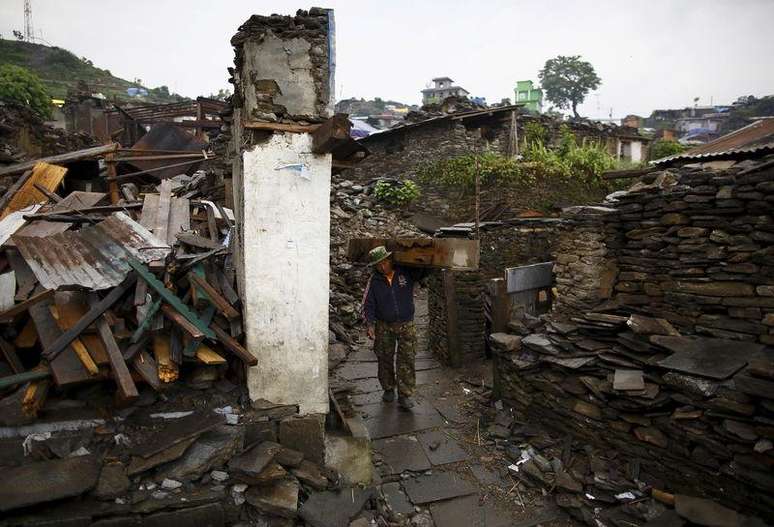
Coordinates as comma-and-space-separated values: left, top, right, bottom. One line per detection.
604, 165, 774, 344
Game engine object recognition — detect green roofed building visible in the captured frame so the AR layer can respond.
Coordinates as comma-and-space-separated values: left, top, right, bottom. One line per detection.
514, 80, 543, 113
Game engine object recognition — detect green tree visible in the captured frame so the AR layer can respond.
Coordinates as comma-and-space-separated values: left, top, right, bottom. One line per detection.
538, 55, 601, 119
0, 64, 51, 118
649, 139, 685, 161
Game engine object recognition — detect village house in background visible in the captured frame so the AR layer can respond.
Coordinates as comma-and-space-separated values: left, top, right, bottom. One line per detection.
514, 80, 543, 113
421, 77, 470, 105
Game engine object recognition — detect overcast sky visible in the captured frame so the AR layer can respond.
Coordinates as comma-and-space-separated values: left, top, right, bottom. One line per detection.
2, 0, 773, 119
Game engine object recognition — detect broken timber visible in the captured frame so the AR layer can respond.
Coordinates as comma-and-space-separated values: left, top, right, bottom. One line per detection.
311, 114, 351, 154
347, 238, 479, 271
0, 143, 119, 177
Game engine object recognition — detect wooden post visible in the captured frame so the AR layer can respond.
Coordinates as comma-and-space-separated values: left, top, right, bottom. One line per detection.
105, 151, 119, 205
442, 269, 462, 368
489, 278, 508, 334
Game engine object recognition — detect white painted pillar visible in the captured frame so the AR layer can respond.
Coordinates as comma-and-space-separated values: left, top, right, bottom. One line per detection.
241, 133, 331, 414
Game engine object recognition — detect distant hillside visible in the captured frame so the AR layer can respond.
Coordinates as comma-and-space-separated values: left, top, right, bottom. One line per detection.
0, 38, 186, 104
336, 97, 415, 116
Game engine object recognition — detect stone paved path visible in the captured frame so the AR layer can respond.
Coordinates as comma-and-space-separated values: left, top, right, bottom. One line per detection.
331, 290, 579, 527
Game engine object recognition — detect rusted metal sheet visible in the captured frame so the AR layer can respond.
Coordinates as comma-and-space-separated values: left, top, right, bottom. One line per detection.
12, 212, 170, 290
123, 124, 208, 180
348, 238, 479, 270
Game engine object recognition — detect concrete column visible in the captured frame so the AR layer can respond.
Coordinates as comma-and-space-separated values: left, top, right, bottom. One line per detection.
230, 9, 335, 414
241, 134, 331, 414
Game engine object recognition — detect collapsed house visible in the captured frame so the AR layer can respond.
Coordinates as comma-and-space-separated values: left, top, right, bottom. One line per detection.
0, 8, 391, 527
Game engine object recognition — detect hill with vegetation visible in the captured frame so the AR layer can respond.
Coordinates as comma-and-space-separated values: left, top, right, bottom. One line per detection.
0, 38, 186, 104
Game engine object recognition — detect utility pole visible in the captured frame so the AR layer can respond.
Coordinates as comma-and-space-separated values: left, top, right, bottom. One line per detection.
24, 0, 34, 42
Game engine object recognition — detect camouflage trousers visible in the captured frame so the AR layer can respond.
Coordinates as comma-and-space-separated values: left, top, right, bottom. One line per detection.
374, 320, 417, 398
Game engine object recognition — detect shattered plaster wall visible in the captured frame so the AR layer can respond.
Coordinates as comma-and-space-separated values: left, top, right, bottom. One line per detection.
241, 133, 331, 414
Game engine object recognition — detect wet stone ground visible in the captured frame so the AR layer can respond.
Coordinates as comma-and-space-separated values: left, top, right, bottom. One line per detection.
331, 290, 579, 527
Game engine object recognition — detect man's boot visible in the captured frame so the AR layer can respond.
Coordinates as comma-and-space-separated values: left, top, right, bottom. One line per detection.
382, 390, 395, 402
398, 396, 415, 409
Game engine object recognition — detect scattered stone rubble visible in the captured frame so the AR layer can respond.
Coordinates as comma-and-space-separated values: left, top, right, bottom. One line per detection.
328, 175, 424, 366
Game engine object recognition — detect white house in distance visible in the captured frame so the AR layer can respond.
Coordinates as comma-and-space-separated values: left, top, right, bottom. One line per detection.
421, 77, 470, 105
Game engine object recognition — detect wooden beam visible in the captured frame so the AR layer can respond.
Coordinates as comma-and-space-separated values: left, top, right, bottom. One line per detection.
131, 298, 162, 343
131, 351, 161, 391
0, 170, 32, 214
1, 162, 68, 219
0, 289, 54, 322
42, 274, 137, 361
161, 303, 205, 339
188, 273, 240, 320
0, 369, 51, 390
128, 258, 215, 340
0, 337, 24, 374
0, 143, 119, 177
176, 232, 221, 250
96, 316, 139, 402
29, 301, 94, 386
209, 323, 256, 365
242, 121, 319, 133
311, 114, 351, 154
347, 238, 480, 271
489, 278, 509, 334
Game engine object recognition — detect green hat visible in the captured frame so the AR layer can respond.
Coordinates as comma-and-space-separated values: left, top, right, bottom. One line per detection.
368, 245, 393, 266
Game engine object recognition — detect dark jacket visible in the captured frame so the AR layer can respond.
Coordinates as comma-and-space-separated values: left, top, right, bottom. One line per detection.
362, 266, 427, 324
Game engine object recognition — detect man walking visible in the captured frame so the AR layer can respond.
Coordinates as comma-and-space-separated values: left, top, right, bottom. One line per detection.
362, 246, 425, 410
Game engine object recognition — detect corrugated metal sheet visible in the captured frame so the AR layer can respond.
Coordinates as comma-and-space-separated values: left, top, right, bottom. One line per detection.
654, 119, 774, 165
12, 212, 171, 290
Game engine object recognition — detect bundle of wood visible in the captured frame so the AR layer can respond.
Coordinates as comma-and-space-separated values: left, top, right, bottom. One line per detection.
0, 160, 253, 421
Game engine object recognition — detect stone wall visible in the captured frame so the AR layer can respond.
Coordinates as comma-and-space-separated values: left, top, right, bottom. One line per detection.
606, 165, 774, 343
427, 270, 485, 366
427, 221, 562, 366
479, 220, 560, 279
552, 207, 619, 315
491, 158, 774, 521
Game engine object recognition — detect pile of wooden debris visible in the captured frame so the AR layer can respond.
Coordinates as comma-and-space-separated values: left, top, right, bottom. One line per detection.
0, 151, 253, 422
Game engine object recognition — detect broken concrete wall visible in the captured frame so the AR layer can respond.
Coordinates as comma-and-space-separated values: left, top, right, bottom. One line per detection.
230, 9, 335, 414
231, 9, 334, 123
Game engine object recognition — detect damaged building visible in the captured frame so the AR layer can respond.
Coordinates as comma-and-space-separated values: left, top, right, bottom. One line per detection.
0, 5, 772, 527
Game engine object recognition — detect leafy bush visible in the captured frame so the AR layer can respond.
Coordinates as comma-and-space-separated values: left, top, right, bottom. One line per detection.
0, 64, 51, 118
523, 121, 549, 148
374, 179, 421, 207
417, 151, 533, 191
649, 139, 685, 161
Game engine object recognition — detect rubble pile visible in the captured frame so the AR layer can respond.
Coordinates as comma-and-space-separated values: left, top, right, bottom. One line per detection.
0, 102, 96, 181
492, 312, 774, 521
329, 176, 424, 364
482, 389, 771, 527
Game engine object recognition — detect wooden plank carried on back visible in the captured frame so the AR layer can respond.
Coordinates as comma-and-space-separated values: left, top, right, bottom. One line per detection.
0, 163, 68, 220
